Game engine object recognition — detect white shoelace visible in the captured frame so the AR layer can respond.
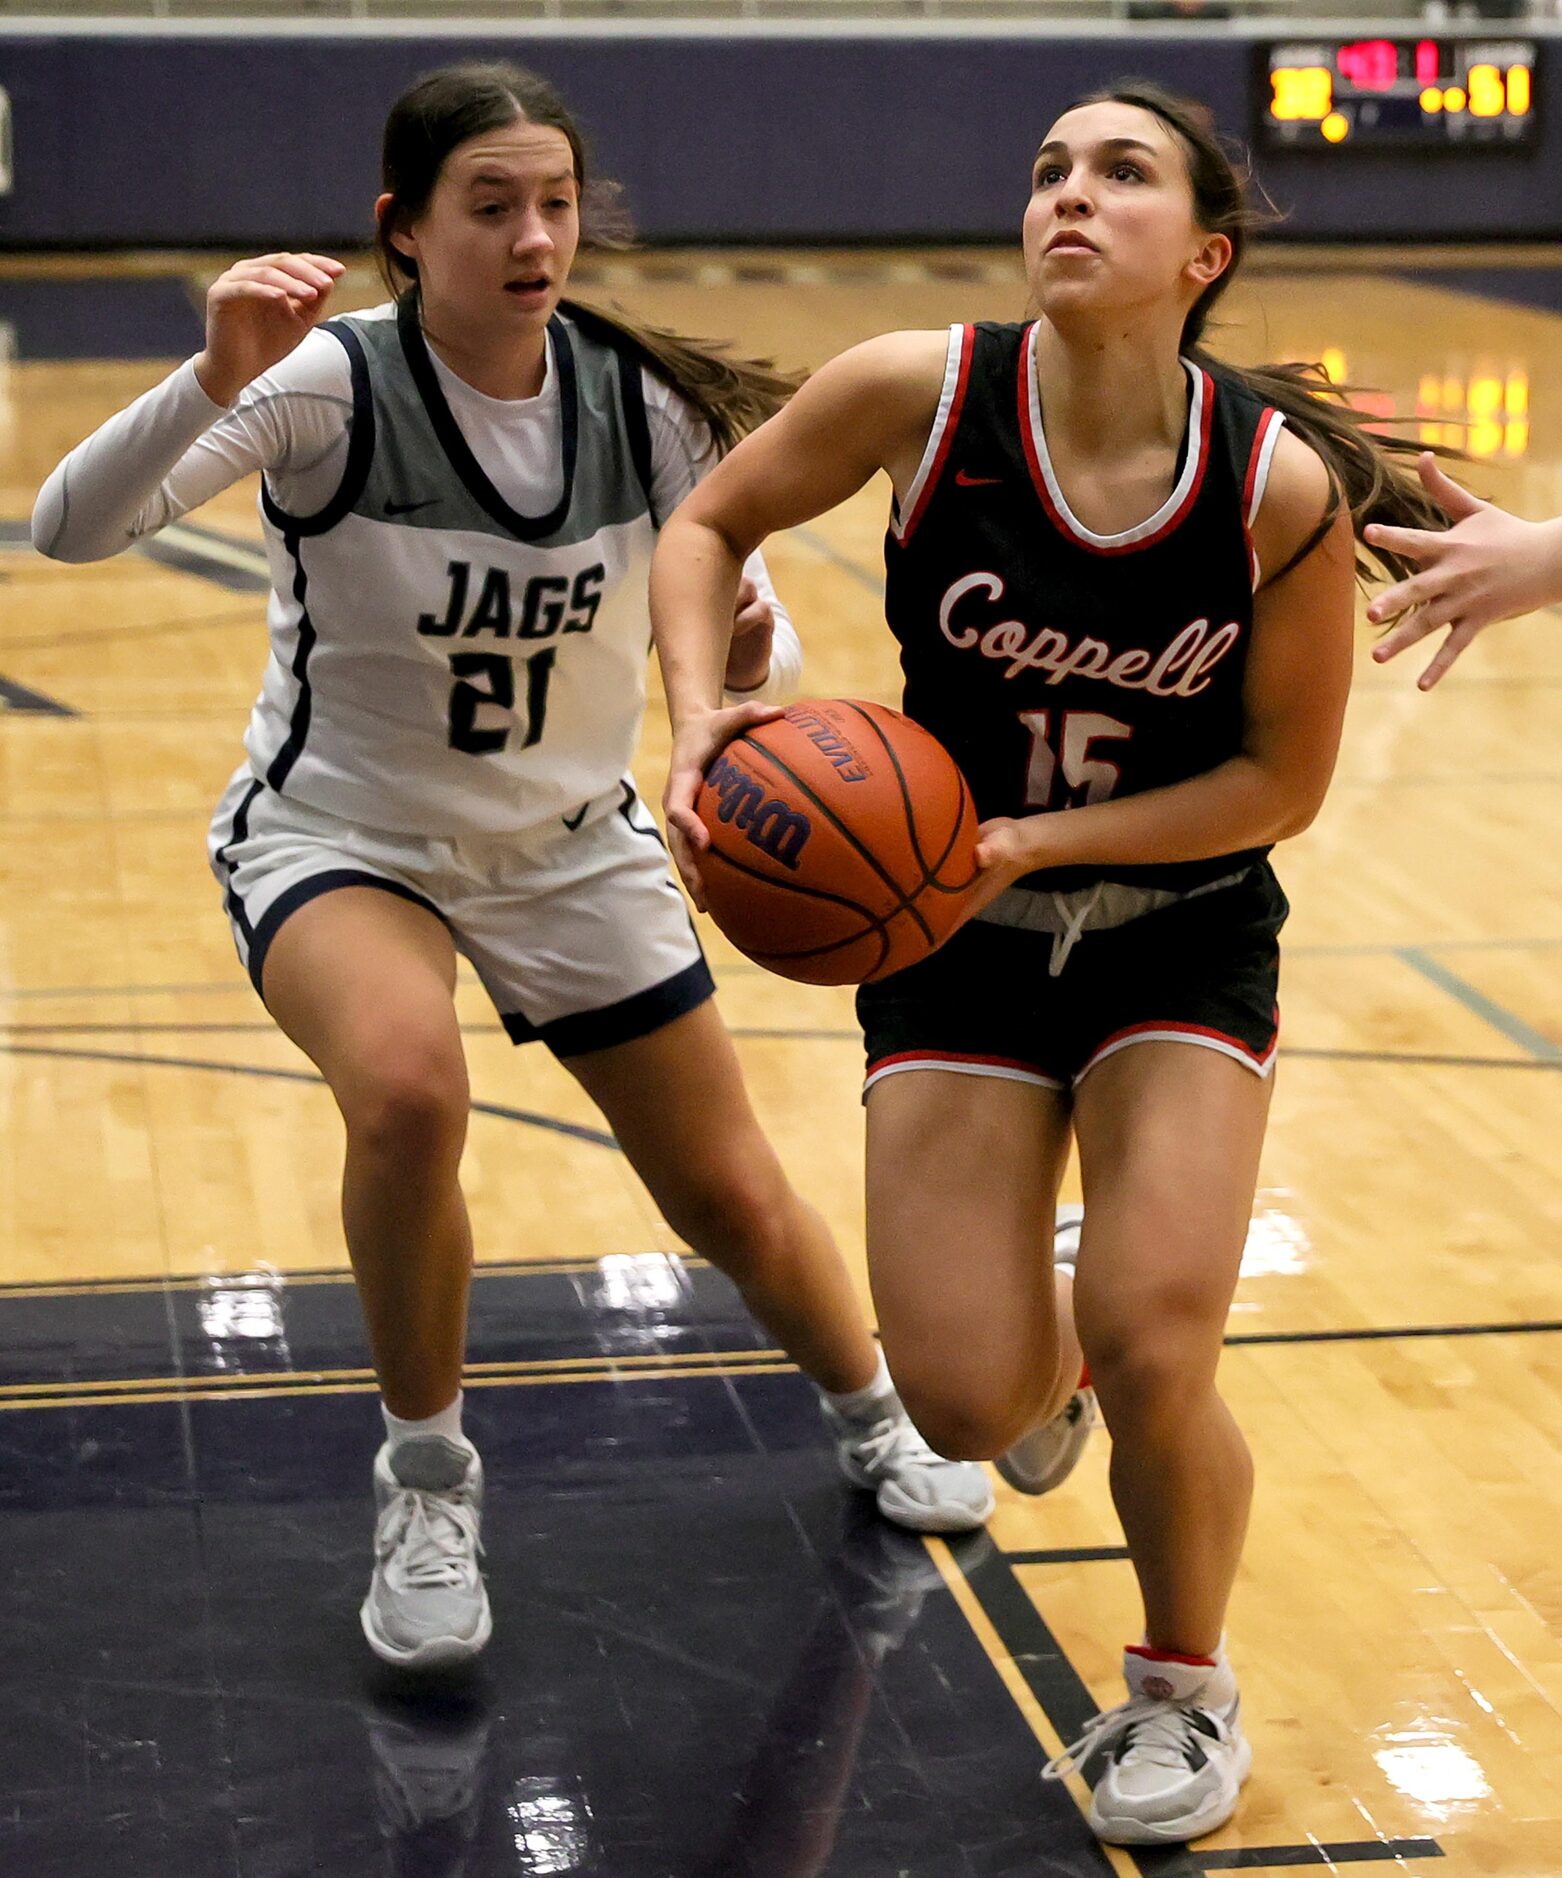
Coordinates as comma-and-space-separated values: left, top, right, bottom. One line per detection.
1043, 1695, 1215, 1782
376, 1488, 483, 1589
847, 1408, 948, 1479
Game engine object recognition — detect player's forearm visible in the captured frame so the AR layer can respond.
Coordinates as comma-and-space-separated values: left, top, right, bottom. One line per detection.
1017, 755, 1327, 873
651, 513, 749, 726
30, 358, 227, 563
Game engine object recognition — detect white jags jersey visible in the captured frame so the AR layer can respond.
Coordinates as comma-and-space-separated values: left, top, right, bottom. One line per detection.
251, 297, 662, 837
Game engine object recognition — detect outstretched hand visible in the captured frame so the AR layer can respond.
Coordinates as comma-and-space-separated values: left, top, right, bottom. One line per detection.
1365, 453, 1562, 690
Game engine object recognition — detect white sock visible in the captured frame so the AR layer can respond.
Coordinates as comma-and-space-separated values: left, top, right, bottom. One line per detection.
382, 1391, 466, 1452
823, 1350, 894, 1423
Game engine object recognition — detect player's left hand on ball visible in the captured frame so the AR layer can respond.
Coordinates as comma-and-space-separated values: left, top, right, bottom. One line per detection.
724, 577, 775, 694
664, 700, 784, 910
967, 817, 1042, 916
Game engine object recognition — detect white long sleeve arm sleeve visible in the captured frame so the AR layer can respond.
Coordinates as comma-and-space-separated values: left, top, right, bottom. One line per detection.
645, 376, 805, 707
31, 342, 353, 564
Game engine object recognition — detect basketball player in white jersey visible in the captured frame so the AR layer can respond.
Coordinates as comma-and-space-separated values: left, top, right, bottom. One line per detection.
32, 62, 992, 1670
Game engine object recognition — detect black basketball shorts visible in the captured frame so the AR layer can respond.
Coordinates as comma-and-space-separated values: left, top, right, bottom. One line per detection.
856, 863, 1288, 1097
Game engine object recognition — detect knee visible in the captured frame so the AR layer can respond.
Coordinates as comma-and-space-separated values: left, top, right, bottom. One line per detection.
338, 1039, 469, 1165
1084, 1308, 1221, 1437
891, 1362, 1056, 1462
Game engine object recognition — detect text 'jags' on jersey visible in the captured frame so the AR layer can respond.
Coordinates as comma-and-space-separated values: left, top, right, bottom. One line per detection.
884, 320, 1286, 893
248, 298, 660, 840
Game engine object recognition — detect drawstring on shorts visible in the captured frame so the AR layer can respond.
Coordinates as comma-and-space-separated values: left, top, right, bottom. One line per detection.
1048, 881, 1105, 977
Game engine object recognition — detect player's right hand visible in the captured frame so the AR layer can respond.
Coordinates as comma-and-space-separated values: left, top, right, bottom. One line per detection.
663, 700, 783, 910
194, 253, 346, 406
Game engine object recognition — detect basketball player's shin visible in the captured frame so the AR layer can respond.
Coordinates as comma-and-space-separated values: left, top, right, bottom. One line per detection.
343, 1139, 489, 1663
1055, 1376, 1252, 1839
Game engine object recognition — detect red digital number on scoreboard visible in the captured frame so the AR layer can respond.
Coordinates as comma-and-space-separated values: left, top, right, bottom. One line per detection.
1337, 39, 1399, 91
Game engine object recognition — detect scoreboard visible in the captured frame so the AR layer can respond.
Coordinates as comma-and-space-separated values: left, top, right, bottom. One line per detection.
1261, 39, 1538, 150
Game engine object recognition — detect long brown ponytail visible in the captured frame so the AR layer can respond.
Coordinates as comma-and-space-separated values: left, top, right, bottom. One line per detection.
374, 62, 798, 455
1068, 82, 1449, 584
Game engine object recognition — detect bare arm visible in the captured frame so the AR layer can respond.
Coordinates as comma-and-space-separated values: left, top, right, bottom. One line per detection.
650, 329, 947, 899
972, 431, 1356, 897
1365, 453, 1562, 689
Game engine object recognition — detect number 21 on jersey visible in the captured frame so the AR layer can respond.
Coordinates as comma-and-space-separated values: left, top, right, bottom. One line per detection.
1020, 709, 1132, 809
448, 649, 554, 756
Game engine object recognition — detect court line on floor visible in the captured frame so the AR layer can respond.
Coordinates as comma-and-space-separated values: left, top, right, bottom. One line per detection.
1003, 1545, 1132, 1564
1396, 947, 1562, 1061
925, 1539, 1132, 1878
0, 1359, 801, 1414
1228, 1318, 1562, 1347
0, 1253, 705, 1298
0, 1346, 789, 1408
1195, 1847, 1441, 1871
0, 1042, 622, 1148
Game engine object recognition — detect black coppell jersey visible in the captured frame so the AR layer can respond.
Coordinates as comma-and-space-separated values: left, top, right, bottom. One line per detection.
883, 320, 1288, 893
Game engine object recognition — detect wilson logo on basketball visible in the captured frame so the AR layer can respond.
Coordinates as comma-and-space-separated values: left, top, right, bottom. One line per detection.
705, 753, 813, 869
785, 706, 871, 782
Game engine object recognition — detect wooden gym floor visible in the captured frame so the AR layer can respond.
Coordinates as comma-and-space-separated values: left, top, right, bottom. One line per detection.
0, 248, 1558, 1874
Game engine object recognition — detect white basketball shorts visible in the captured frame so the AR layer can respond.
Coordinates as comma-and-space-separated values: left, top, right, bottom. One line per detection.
208, 767, 713, 1057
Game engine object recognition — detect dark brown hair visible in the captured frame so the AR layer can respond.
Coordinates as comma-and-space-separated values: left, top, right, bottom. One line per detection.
374, 62, 797, 454
1057, 81, 1448, 583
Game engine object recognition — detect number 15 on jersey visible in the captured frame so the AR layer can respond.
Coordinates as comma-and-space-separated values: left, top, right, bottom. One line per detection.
1020, 709, 1133, 809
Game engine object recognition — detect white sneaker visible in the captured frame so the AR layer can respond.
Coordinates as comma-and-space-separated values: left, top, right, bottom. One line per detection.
996, 1206, 1094, 1496
360, 1436, 492, 1669
995, 1385, 1096, 1495
1045, 1647, 1251, 1845
823, 1394, 995, 1534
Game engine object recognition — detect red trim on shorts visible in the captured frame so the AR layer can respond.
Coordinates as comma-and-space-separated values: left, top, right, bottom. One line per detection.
1081, 1013, 1278, 1076
897, 324, 975, 543
1018, 331, 1215, 556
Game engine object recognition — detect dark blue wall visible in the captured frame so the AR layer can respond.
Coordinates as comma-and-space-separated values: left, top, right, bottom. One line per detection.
3, 32, 1559, 246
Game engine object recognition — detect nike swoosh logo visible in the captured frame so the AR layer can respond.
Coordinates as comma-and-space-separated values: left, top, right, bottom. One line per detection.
384, 498, 439, 516
954, 470, 1002, 488
562, 802, 591, 831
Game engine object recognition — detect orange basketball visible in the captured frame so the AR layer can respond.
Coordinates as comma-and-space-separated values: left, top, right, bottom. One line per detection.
694, 698, 980, 985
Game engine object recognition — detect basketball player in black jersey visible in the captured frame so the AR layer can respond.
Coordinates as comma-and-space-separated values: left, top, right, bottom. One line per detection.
652, 85, 1444, 1847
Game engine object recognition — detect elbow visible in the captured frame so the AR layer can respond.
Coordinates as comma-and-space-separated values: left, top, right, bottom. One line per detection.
28, 506, 68, 561
29, 499, 98, 564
